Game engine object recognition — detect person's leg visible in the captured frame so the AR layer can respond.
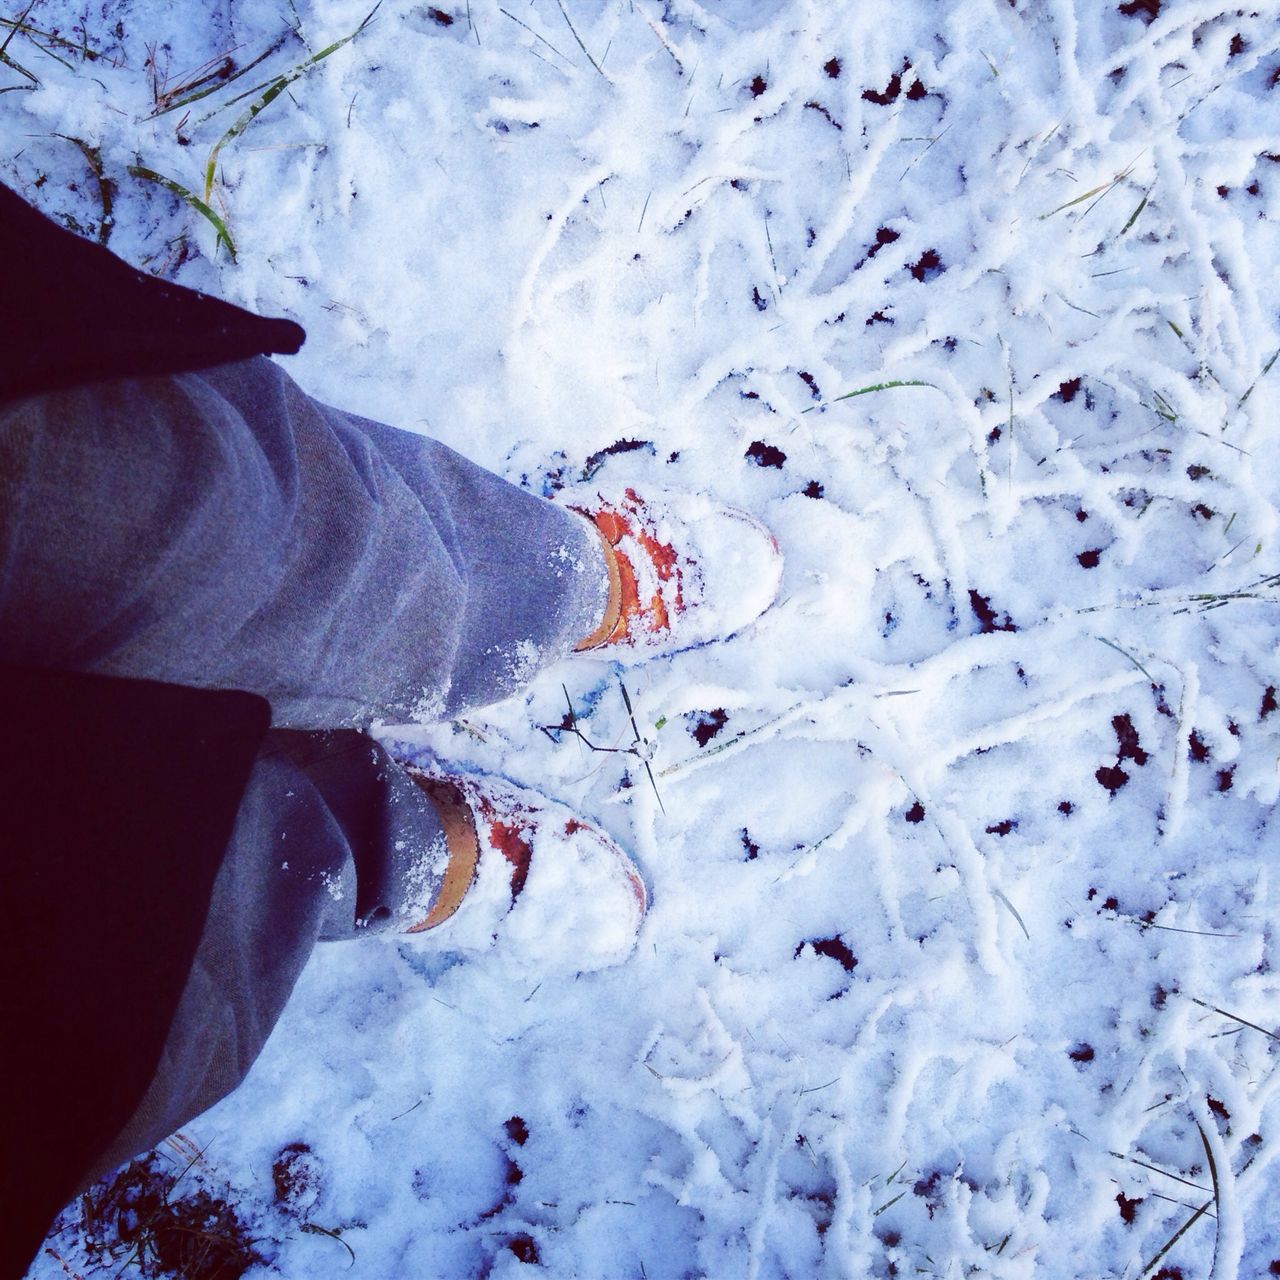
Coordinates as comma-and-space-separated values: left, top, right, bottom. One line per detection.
83, 727, 450, 1185
84, 726, 647, 1186
0, 357, 609, 727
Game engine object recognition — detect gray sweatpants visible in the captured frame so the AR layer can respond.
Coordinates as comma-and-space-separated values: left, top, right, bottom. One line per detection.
0, 357, 608, 1180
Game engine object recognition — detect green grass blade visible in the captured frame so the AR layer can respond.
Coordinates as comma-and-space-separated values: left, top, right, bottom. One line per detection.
1137, 1200, 1213, 1278
801, 378, 938, 413
57, 134, 114, 244
1237, 345, 1279, 409
554, 0, 606, 76
0, 46, 38, 84
148, 30, 296, 119
128, 164, 237, 261
1037, 181, 1110, 220
1, 15, 104, 61
1117, 187, 1151, 237
1194, 1117, 1220, 1208
831, 379, 937, 401
1094, 637, 1154, 682
0, 0, 38, 59
203, 3, 382, 202
798, 378, 942, 414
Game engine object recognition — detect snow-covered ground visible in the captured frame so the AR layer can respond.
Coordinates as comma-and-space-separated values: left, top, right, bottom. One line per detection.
7, 0, 1280, 1275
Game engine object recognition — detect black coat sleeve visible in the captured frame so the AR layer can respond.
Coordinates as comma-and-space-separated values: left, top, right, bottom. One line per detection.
0, 181, 305, 401
0, 665, 270, 1280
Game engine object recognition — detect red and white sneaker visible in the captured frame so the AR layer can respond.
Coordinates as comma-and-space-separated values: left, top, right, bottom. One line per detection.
569, 488, 782, 659
405, 767, 647, 975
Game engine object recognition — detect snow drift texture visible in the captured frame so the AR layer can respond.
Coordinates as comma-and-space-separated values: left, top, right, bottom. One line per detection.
5, 0, 1279, 1276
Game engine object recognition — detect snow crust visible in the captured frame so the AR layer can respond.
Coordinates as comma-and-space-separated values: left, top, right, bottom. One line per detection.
7, 0, 1280, 1275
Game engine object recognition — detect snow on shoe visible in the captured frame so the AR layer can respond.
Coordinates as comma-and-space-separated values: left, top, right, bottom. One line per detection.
405, 767, 647, 975
571, 487, 782, 660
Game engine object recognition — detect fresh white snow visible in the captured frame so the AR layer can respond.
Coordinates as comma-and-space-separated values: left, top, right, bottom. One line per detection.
6, 0, 1280, 1276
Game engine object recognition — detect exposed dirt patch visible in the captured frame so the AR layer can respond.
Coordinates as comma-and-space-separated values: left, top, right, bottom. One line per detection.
969, 589, 1017, 633
746, 440, 787, 468
691, 707, 729, 746
75, 1154, 264, 1280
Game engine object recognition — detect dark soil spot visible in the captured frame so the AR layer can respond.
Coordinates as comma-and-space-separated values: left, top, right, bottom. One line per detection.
1186, 464, 1210, 480
805, 101, 842, 129
870, 226, 901, 258
752, 286, 768, 311
912, 1170, 945, 1217
802, 480, 824, 499
508, 1233, 540, 1264
741, 829, 760, 861
746, 440, 786, 469
1116, 1191, 1142, 1223
1217, 185, 1230, 198
1152, 985, 1168, 1009
798, 370, 821, 399
1096, 764, 1130, 795
504, 1116, 529, 1146
1113, 714, 1148, 766
1192, 502, 1214, 520
1069, 1043, 1095, 1062
824, 57, 841, 78
272, 1141, 321, 1213
905, 78, 927, 100
905, 800, 926, 823
908, 248, 944, 282
797, 935, 858, 972
749, 74, 767, 97
985, 819, 1017, 836
1263, 686, 1278, 719
1269, 1261, 1280, 1276
692, 707, 729, 746
581, 438, 654, 481
862, 72, 903, 105
78, 1154, 263, 1280
1103, 895, 1119, 911
1077, 549, 1102, 569
1153, 1269, 1184, 1280
427, 6, 454, 23
1208, 1096, 1230, 1122
968, 589, 1017, 634
1058, 800, 1074, 815
1076, 509, 1088, 522
1188, 730, 1210, 762
1056, 377, 1082, 403
1118, 0, 1160, 22
987, 425, 1002, 445
1229, 33, 1247, 57
1216, 766, 1235, 792
866, 309, 893, 326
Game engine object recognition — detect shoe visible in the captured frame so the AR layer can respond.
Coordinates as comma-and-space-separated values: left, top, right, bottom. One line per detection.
404, 766, 647, 974
570, 488, 782, 659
